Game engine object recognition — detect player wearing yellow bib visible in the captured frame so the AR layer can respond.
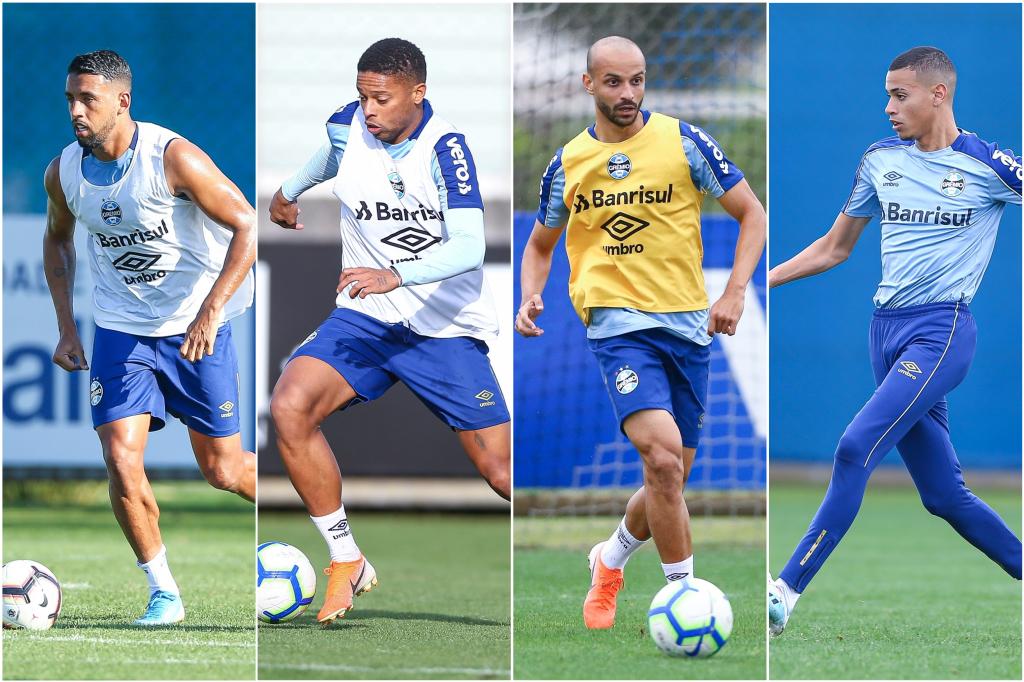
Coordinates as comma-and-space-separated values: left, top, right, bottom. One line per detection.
516, 36, 766, 629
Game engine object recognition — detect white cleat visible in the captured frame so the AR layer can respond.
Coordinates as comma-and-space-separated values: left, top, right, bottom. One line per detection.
767, 576, 789, 637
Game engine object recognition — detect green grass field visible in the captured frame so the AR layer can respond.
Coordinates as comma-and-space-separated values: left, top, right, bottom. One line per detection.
2, 481, 255, 680
514, 515, 766, 679
257, 512, 511, 680
770, 482, 1022, 680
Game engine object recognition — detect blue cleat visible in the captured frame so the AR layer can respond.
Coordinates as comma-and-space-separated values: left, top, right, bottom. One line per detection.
132, 590, 185, 626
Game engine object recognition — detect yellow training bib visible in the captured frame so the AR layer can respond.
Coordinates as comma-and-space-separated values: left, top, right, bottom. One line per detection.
560, 112, 708, 325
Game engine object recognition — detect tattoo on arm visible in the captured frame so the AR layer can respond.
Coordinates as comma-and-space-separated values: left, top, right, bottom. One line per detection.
473, 433, 487, 451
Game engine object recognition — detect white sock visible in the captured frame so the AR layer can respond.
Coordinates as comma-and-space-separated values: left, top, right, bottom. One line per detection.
600, 517, 648, 569
776, 577, 801, 612
138, 545, 180, 596
661, 555, 694, 583
311, 505, 361, 562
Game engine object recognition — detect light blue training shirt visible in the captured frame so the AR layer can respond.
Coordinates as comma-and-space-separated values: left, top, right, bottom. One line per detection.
536, 111, 746, 345
281, 100, 485, 286
843, 129, 1022, 308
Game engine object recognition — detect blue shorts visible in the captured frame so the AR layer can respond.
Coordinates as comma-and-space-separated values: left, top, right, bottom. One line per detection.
290, 308, 509, 431
89, 324, 241, 437
588, 328, 711, 448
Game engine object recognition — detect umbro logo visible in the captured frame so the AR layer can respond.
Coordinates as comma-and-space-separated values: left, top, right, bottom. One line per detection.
112, 251, 161, 273
665, 572, 689, 582
328, 519, 350, 539
897, 360, 923, 380
475, 389, 496, 407
882, 171, 902, 187
381, 227, 440, 254
219, 401, 235, 418
600, 212, 649, 242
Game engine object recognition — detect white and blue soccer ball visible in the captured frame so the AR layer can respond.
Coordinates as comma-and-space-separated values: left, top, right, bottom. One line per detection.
3, 560, 63, 630
257, 541, 316, 623
647, 578, 732, 657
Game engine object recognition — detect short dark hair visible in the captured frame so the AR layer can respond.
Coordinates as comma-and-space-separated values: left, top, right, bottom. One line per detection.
68, 50, 132, 88
889, 46, 956, 93
357, 38, 426, 83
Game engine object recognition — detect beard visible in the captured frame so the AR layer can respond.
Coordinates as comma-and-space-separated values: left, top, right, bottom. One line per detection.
74, 116, 116, 149
596, 98, 643, 128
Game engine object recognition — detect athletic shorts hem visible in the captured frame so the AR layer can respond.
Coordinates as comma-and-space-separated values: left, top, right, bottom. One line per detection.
289, 349, 375, 408
93, 409, 166, 432
184, 423, 242, 438
448, 414, 511, 432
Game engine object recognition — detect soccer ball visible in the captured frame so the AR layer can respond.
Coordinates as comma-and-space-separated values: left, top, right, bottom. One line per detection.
257, 541, 316, 623
647, 578, 733, 657
3, 560, 62, 630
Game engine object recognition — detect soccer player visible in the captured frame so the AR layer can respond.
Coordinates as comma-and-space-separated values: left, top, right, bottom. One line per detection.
516, 36, 766, 629
767, 46, 1023, 637
267, 38, 510, 626
43, 50, 256, 625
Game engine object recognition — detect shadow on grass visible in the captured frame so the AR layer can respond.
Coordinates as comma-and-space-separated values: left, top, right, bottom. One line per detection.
61, 617, 256, 634
263, 610, 509, 629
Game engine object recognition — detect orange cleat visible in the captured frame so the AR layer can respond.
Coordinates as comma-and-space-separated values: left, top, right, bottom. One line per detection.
583, 542, 624, 629
316, 555, 377, 625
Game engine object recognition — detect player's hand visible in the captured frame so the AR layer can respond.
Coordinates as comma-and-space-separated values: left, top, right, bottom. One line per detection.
337, 267, 400, 299
52, 332, 88, 371
708, 289, 745, 337
515, 294, 545, 337
181, 304, 222, 362
269, 188, 303, 230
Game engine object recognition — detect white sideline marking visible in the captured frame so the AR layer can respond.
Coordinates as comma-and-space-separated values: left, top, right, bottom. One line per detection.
14, 634, 255, 648
62, 582, 91, 589
260, 662, 510, 676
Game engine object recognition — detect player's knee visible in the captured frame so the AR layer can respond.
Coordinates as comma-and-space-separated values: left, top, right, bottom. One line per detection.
102, 444, 144, 485
833, 431, 869, 466
199, 460, 238, 492
640, 445, 685, 492
920, 489, 967, 519
270, 388, 316, 440
485, 464, 511, 498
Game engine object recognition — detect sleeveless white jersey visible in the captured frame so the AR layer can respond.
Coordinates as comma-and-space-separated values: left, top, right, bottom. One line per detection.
59, 122, 254, 336
332, 109, 499, 339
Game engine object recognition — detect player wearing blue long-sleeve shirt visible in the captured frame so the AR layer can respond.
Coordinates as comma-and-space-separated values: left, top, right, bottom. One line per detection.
768, 46, 1022, 637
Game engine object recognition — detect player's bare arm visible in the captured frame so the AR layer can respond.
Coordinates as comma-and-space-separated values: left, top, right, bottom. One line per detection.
43, 155, 88, 371
164, 138, 256, 362
269, 187, 304, 230
709, 179, 766, 336
768, 213, 870, 288
515, 219, 564, 337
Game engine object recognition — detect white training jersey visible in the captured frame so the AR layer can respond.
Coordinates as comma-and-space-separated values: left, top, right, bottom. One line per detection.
332, 106, 499, 339
59, 122, 254, 336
